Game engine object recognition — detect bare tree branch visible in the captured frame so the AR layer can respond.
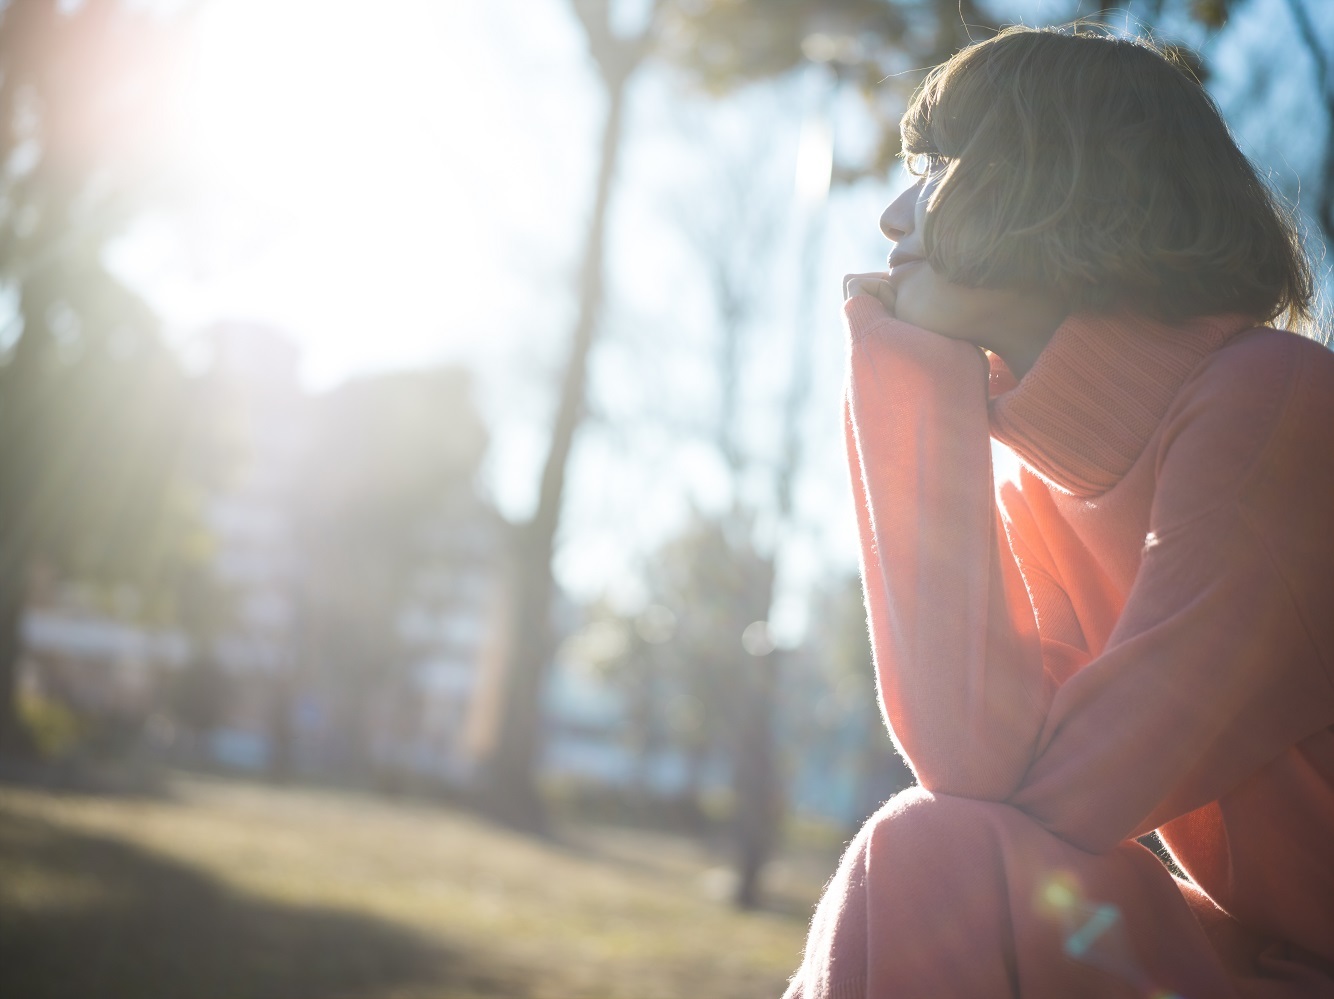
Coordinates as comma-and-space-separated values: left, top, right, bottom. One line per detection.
1280, 0, 1334, 242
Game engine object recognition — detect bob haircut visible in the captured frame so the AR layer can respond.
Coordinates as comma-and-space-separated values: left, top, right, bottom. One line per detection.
900, 25, 1315, 328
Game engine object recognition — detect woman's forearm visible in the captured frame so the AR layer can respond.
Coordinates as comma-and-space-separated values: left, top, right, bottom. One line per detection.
844, 294, 1055, 800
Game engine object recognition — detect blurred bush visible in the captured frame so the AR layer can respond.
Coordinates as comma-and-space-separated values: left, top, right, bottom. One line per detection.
17, 690, 82, 759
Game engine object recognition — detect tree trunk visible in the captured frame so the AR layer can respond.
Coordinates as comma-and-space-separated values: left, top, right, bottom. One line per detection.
732, 649, 780, 910
726, 161, 827, 908
478, 71, 630, 832
0, 303, 46, 758
0, 576, 30, 756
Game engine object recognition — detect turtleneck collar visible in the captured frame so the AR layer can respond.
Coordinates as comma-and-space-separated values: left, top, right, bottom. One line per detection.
988, 311, 1257, 496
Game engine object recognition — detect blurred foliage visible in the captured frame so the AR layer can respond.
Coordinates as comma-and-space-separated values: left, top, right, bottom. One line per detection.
17, 689, 82, 758
0, 1, 197, 750
1191, 0, 1232, 29
293, 367, 489, 772
657, 0, 980, 177
584, 527, 912, 843
580, 513, 771, 826
296, 368, 487, 553
658, 0, 908, 92
163, 653, 230, 737
649, 515, 771, 799
657, 0, 1269, 181
802, 575, 913, 819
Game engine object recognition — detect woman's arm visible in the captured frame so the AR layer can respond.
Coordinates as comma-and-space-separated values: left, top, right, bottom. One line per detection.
1009, 331, 1334, 851
845, 294, 1055, 799
847, 296, 1334, 852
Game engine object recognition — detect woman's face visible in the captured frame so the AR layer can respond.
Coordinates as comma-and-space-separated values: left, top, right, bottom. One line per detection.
880, 172, 1065, 371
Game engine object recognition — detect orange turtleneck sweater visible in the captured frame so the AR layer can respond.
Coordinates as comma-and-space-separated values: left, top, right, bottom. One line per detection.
786, 297, 1334, 998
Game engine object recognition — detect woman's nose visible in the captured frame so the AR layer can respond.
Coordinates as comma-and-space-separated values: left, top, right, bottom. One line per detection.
879, 181, 920, 242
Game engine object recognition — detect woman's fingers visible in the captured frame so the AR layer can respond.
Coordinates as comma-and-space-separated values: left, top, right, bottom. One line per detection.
843, 272, 879, 299
843, 272, 896, 312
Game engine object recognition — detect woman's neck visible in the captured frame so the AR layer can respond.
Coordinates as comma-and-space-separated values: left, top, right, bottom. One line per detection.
981, 297, 1068, 379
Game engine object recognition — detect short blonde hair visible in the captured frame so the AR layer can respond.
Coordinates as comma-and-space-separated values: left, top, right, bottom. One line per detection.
901, 25, 1314, 328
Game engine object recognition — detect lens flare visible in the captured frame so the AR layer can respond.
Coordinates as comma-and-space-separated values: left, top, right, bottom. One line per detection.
1035, 871, 1186, 998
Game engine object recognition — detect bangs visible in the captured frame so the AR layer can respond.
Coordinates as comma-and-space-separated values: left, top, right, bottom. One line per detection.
899, 50, 997, 164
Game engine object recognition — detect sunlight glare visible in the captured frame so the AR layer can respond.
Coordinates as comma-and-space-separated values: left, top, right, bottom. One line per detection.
176, 0, 510, 368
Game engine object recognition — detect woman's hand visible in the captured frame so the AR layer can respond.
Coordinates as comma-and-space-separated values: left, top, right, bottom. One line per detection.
843, 272, 896, 313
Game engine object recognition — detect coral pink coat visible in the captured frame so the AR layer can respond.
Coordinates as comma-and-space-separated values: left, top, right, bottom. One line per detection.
785, 298, 1334, 998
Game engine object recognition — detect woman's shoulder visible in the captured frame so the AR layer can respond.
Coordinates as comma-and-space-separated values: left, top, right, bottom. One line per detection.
1197, 324, 1334, 393
1158, 324, 1334, 527
1169, 324, 1333, 427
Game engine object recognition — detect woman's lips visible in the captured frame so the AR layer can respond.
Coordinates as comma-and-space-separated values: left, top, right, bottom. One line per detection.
887, 255, 924, 283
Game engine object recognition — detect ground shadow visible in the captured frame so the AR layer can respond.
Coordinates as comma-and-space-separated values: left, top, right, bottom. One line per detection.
0, 806, 530, 999
0, 753, 176, 803
555, 827, 822, 925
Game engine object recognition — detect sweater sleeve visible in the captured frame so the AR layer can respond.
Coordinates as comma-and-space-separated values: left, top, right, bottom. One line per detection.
845, 297, 1334, 853
844, 296, 1056, 800
1009, 332, 1334, 851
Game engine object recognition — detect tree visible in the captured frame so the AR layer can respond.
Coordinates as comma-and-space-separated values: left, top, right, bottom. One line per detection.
654, 122, 816, 907
658, 0, 1328, 213
649, 514, 773, 817
477, 0, 664, 831
1272, 0, 1333, 248
656, 0, 988, 179
807, 574, 913, 831
0, 1, 190, 753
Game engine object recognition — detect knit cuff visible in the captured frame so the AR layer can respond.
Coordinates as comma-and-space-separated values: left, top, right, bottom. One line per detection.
843, 294, 898, 343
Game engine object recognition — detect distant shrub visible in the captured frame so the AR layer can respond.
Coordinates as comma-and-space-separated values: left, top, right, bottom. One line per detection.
18, 692, 82, 759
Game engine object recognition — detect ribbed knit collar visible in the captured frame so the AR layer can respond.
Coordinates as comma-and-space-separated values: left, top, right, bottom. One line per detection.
988, 311, 1256, 496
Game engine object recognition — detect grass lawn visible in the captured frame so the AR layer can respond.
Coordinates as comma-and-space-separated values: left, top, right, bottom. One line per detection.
0, 769, 834, 998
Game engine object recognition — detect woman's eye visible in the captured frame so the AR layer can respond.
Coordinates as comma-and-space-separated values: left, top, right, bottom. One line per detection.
906, 152, 948, 177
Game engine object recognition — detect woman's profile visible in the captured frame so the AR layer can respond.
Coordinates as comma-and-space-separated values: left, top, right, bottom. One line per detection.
786, 25, 1334, 999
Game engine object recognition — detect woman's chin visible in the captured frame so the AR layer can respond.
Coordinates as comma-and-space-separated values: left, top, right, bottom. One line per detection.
893, 293, 963, 341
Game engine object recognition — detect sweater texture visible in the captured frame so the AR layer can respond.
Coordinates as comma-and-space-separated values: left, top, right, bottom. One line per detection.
785, 297, 1334, 998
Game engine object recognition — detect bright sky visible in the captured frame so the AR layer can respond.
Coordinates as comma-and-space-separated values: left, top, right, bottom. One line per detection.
108, 0, 1332, 642
108, 0, 899, 640
118, 0, 597, 386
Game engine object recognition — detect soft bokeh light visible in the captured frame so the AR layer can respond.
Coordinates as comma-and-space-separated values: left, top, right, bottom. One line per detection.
794, 115, 833, 205
129, 0, 586, 388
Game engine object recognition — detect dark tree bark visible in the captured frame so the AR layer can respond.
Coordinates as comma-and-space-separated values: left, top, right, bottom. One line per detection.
477, 2, 654, 831
0, 1, 186, 756
0, 294, 59, 756
732, 631, 781, 910
0, 572, 30, 755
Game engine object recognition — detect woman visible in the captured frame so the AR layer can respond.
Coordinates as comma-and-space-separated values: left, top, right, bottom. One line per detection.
786, 26, 1334, 999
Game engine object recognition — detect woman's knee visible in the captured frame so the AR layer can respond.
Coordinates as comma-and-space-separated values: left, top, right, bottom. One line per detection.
863, 785, 1030, 855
